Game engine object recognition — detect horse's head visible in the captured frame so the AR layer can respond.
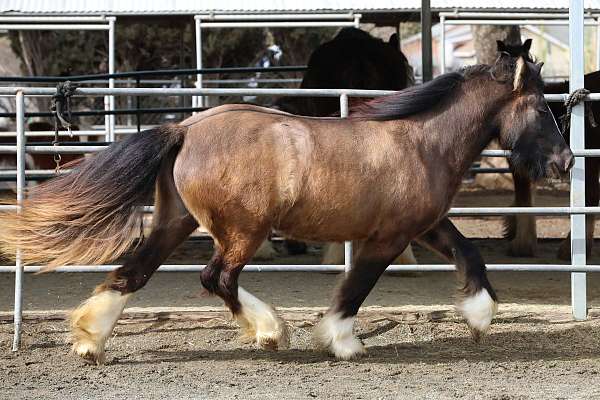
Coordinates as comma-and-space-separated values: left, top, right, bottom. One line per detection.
496, 38, 533, 61
493, 55, 573, 180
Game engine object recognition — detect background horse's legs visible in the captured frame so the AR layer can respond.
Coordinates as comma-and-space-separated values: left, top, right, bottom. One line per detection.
321, 242, 417, 265
558, 158, 599, 259
200, 229, 289, 350
70, 158, 198, 364
416, 217, 497, 341
505, 171, 537, 257
314, 237, 407, 359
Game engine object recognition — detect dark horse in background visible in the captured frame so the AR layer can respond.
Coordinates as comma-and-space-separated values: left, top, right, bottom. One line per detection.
498, 39, 600, 259
274, 27, 414, 117
273, 27, 416, 262
0, 54, 572, 362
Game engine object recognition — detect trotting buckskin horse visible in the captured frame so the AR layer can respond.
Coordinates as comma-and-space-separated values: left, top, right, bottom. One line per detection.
497, 39, 600, 259
0, 54, 572, 363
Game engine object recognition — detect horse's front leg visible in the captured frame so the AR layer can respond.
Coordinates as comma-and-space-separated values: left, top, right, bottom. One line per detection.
505, 171, 537, 257
314, 236, 407, 359
416, 217, 498, 341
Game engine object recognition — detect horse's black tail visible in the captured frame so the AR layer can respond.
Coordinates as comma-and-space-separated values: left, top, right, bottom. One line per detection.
0, 124, 186, 271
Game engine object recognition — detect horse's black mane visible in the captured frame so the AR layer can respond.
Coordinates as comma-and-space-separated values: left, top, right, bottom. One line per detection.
349, 61, 515, 121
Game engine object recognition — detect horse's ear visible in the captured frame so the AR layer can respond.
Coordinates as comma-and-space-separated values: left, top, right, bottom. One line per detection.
523, 38, 532, 53
532, 61, 543, 77
513, 56, 527, 92
389, 33, 399, 49
497, 40, 506, 52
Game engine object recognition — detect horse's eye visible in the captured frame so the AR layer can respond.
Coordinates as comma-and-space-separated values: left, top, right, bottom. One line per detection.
537, 107, 549, 114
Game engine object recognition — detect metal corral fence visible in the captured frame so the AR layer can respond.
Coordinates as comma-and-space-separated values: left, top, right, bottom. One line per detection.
1, 0, 596, 353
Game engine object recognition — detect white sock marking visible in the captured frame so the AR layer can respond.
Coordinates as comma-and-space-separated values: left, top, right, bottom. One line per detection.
70, 290, 130, 363
237, 286, 288, 349
313, 312, 365, 360
457, 288, 497, 333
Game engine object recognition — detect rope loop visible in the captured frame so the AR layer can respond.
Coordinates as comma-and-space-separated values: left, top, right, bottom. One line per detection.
560, 88, 596, 137
49, 81, 78, 173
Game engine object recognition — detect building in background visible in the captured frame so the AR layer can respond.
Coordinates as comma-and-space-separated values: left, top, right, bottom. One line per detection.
401, 23, 597, 81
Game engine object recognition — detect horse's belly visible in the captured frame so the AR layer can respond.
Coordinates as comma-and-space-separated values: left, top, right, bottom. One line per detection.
274, 203, 377, 242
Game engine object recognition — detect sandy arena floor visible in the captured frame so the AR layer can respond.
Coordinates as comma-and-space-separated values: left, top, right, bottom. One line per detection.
1, 189, 600, 399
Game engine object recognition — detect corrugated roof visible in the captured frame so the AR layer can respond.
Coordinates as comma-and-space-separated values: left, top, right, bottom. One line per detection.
0, 0, 597, 15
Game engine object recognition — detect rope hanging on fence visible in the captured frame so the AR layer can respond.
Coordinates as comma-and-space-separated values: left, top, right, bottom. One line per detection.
50, 81, 78, 173
560, 88, 598, 137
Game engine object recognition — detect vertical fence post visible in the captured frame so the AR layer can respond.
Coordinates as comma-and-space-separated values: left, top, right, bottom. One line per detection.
136, 77, 141, 133
570, 0, 588, 320
421, 0, 433, 82
339, 93, 352, 274
596, 17, 600, 71
106, 16, 116, 142
194, 16, 203, 111
12, 91, 25, 351
440, 15, 446, 75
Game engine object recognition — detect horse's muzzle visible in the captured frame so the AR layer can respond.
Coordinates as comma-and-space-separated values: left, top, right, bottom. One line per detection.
548, 148, 575, 177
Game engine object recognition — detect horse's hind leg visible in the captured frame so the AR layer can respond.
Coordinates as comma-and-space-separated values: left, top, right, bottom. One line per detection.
200, 229, 289, 350
506, 172, 537, 257
314, 236, 407, 359
70, 158, 198, 364
416, 217, 497, 341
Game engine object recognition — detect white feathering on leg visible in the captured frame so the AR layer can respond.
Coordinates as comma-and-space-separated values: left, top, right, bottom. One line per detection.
237, 286, 289, 349
313, 312, 365, 360
70, 290, 130, 364
457, 288, 497, 334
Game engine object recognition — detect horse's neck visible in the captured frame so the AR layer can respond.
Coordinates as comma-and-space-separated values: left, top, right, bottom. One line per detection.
418, 81, 508, 179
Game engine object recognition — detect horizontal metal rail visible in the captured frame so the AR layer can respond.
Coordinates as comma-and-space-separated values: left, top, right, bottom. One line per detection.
0, 24, 111, 30
444, 19, 599, 26
0, 131, 108, 137
448, 207, 600, 215
1, 264, 599, 273
194, 13, 360, 21
0, 66, 308, 83
198, 21, 358, 28
1, 145, 599, 158
0, 167, 533, 179
0, 16, 111, 22
438, 12, 592, 19
0, 169, 69, 178
0, 87, 396, 97
0, 106, 208, 118
0, 87, 598, 102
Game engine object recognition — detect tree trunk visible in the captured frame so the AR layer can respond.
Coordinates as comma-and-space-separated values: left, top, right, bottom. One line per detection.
16, 31, 49, 112
472, 25, 522, 64
472, 25, 521, 190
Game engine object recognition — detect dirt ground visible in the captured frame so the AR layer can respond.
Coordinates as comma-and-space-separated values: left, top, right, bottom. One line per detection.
2, 188, 600, 399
